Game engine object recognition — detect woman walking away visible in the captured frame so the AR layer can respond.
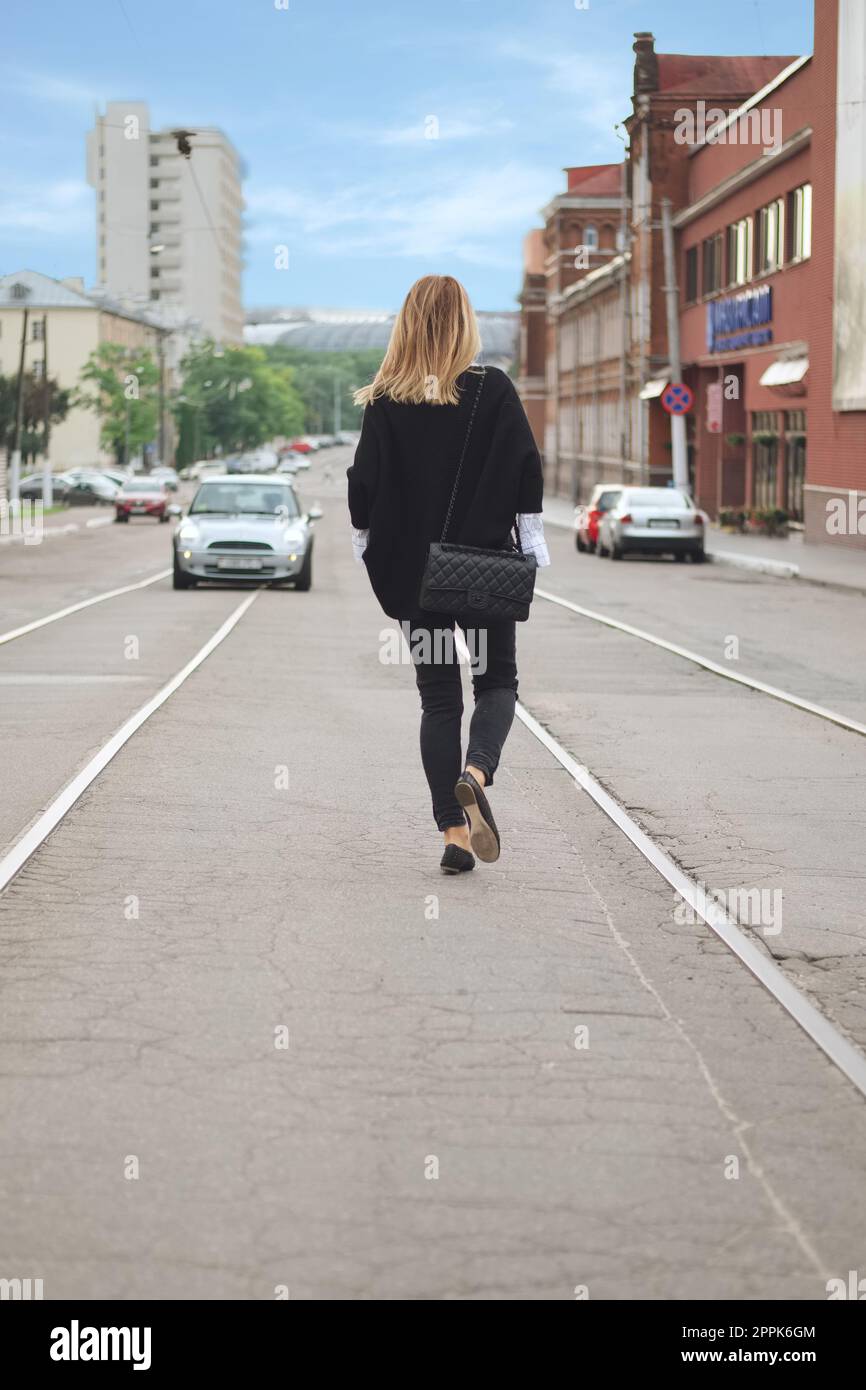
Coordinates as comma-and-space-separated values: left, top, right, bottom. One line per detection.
347, 275, 549, 875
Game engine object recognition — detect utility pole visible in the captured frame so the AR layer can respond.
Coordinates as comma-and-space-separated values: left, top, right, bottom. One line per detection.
660, 197, 689, 492
41, 315, 52, 508
10, 306, 30, 505
157, 332, 167, 466
125, 396, 131, 468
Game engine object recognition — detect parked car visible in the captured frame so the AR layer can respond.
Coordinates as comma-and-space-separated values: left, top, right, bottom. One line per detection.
179, 459, 226, 481
335, 430, 360, 446
18, 472, 73, 501
115, 477, 171, 523
597, 487, 706, 562
276, 455, 301, 474
574, 485, 623, 553
288, 439, 313, 454
151, 466, 180, 492
66, 473, 120, 505
172, 474, 322, 590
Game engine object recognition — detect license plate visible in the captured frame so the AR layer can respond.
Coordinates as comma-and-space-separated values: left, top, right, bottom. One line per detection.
217, 556, 262, 570
131, 505, 146, 513
648, 518, 679, 528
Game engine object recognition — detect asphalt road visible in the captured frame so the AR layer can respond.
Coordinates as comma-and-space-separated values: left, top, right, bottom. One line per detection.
1, 448, 865, 1300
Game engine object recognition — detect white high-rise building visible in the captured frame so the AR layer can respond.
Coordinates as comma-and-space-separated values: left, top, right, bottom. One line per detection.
86, 102, 244, 344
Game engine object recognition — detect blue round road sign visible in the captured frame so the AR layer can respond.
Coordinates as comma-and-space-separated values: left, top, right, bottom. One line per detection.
661, 383, 694, 415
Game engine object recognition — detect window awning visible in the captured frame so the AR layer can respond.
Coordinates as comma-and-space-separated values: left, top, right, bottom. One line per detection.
760, 357, 809, 388
639, 377, 669, 400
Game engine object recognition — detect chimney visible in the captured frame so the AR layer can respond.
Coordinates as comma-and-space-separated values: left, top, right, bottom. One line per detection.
633, 32, 659, 96
61, 276, 85, 293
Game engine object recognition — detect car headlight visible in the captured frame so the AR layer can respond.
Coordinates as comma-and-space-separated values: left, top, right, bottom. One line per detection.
178, 524, 200, 543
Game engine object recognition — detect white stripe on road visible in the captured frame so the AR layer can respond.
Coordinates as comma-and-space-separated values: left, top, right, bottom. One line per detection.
513, 699, 866, 1100
0, 570, 171, 647
86, 516, 115, 529
535, 586, 866, 738
0, 589, 260, 894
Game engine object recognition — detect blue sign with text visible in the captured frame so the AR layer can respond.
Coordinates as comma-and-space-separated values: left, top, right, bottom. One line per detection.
706, 285, 773, 353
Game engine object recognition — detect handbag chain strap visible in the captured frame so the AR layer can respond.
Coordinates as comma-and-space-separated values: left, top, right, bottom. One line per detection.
440, 368, 485, 543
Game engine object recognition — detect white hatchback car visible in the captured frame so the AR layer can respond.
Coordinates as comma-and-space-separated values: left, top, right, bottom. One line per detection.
597, 487, 706, 562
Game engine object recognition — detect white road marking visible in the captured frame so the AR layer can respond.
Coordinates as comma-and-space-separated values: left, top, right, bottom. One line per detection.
451, 622, 866, 1096
0, 589, 260, 894
515, 699, 866, 1100
86, 516, 115, 529
0, 570, 172, 647
535, 586, 866, 738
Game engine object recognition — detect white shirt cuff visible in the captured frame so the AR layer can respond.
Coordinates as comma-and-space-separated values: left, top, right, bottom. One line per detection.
351, 527, 369, 564
517, 512, 550, 567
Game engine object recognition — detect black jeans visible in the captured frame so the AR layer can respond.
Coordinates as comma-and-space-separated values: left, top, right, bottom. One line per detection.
400, 609, 518, 830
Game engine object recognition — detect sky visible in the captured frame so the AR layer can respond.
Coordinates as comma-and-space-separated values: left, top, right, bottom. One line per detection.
1, 0, 814, 313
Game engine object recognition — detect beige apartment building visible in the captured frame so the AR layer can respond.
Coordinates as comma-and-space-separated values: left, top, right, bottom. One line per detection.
86, 102, 244, 345
0, 270, 169, 473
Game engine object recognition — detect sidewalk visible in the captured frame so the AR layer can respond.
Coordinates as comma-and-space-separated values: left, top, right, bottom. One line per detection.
706, 526, 866, 593
542, 495, 866, 594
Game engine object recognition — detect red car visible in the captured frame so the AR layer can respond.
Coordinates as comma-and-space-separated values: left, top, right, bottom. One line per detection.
115, 477, 171, 523
574, 484, 622, 553
288, 439, 313, 454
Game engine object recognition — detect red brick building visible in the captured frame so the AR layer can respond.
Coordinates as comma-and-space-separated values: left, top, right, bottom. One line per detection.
515, 230, 546, 451
676, 55, 812, 522
519, 9, 866, 548
803, 0, 866, 548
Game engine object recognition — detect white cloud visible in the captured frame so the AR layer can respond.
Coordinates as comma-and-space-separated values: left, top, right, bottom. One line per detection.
245, 161, 553, 269
377, 115, 515, 146
0, 179, 92, 238
495, 40, 630, 142
6, 70, 104, 107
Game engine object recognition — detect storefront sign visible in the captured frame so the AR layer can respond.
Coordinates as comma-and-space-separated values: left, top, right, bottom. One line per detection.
706, 285, 773, 353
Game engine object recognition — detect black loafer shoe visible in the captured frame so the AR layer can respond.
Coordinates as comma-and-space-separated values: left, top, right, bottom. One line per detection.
454, 770, 500, 863
440, 843, 475, 875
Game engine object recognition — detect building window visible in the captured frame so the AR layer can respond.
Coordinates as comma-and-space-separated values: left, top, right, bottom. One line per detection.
32, 318, 45, 341
10, 282, 29, 300
150, 200, 159, 211
150, 177, 158, 188
32, 359, 45, 379
150, 155, 158, 166
727, 218, 753, 286
784, 409, 806, 520
788, 183, 812, 261
757, 198, 784, 274
583, 225, 598, 250
702, 232, 723, 295
684, 246, 699, 303
752, 410, 780, 509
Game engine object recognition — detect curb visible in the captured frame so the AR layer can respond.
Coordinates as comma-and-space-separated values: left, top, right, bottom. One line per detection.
708, 550, 799, 579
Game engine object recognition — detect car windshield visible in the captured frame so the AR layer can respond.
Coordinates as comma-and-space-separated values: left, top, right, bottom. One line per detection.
597, 491, 621, 510
122, 479, 163, 493
190, 481, 299, 517
625, 490, 691, 508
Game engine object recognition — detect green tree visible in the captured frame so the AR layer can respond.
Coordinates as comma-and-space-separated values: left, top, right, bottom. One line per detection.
174, 341, 305, 464
262, 345, 384, 433
73, 343, 159, 465
0, 372, 70, 468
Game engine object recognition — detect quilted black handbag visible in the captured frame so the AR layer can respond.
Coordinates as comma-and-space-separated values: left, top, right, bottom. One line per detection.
419, 369, 537, 623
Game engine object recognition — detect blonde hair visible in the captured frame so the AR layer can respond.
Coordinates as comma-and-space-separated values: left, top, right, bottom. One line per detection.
354, 275, 482, 407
